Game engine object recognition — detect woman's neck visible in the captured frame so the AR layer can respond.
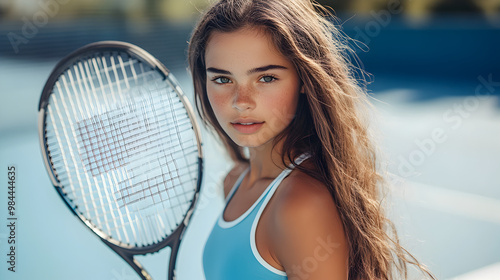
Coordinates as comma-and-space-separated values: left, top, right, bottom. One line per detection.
245, 141, 291, 188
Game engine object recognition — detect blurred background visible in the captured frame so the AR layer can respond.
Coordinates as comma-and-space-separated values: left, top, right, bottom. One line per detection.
0, 0, 499, 279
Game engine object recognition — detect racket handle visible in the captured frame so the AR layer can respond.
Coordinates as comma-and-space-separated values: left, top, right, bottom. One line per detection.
168, 240, 181, 280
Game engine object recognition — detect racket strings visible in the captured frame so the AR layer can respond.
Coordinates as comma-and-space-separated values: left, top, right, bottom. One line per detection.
45, 51, 199, 247
114, 151, 198, 206
74, 100, 191, 177
57, 54, 157, 120
46, 54, 138, 242
48, 102, 192, 163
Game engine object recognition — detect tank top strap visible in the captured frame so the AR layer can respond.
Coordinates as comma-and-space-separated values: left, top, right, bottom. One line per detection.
256, 152, 310, 212
225, 153, 309, 205
249, 153, 310, 274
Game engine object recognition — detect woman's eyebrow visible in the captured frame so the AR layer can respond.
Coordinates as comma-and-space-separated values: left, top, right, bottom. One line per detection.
206, 67, 231, 75
206, 64, 288, 75
247, 64, 287, 74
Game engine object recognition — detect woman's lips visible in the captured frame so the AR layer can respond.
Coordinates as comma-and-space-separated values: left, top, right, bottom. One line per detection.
230, 121, 264, 134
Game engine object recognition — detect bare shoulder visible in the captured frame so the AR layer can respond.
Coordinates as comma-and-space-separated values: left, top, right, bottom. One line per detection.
269, 169, 349, 279
223, 161, 249, 198
273, 169, 342, 230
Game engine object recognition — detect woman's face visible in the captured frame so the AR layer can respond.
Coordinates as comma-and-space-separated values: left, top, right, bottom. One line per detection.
204, 27, 302, 149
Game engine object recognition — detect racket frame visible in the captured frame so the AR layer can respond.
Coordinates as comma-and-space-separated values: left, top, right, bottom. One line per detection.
38, 41, 203, 280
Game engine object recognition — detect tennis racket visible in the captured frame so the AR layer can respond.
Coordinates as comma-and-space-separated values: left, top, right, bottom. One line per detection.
38, 41, 203, 280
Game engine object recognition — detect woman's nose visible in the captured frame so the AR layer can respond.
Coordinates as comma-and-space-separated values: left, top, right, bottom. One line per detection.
232, 85, 256, 111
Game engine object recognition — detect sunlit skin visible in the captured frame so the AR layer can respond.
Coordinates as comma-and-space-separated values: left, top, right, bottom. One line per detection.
205, 27, 348, 279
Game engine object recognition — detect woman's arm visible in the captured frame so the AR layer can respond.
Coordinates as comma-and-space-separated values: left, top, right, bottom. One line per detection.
271, 173, 349, 279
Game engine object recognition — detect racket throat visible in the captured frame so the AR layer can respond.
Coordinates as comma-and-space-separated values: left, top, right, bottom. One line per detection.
103, 238, 153, 280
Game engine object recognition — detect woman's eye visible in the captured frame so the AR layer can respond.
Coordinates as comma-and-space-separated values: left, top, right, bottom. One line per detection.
213, 77, 231, 84
260, 75, 276, 83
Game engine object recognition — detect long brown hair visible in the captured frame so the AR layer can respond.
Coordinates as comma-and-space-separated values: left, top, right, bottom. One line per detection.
188, 0, 435, 279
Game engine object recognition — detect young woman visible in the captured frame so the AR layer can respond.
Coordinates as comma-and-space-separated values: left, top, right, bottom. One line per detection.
188, 0, 434, 279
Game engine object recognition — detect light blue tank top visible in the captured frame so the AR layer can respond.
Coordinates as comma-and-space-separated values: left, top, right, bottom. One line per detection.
203, 154, 309, 280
